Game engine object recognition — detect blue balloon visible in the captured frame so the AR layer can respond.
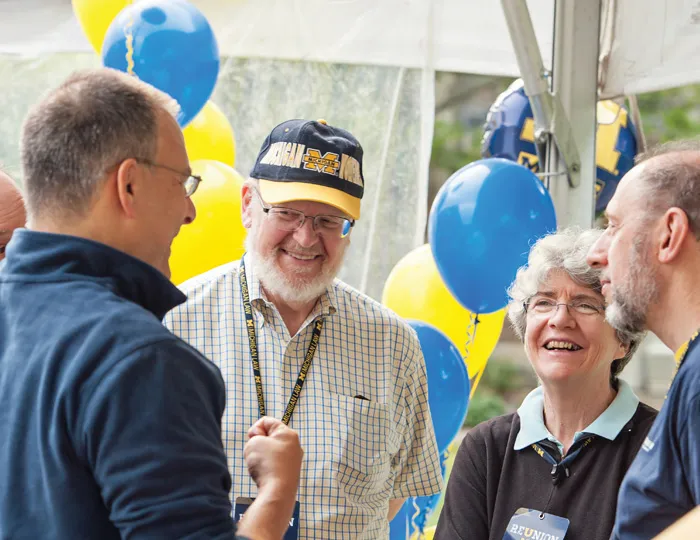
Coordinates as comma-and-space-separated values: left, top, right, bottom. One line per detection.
408, 321, 470, 454
390, 502, 410, 540
102, 0, 219, 127
428, 158, 557, 314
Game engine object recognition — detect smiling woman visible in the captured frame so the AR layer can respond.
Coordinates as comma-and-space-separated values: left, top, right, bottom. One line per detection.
434, 228, 658, 540
510, 233, 638, 397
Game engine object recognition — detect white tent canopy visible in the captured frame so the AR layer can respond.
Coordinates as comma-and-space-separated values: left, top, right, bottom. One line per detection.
2, 0, 700, 99
2, 0, 554, 76
599, 0, 700, 98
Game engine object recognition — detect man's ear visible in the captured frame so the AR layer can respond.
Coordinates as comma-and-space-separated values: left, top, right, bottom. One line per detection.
241, 184, 255, 229
115, 159, 142, 219
658, 207, 691, 264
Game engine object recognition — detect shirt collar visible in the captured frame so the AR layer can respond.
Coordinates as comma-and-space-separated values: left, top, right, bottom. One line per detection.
241, 252, 266, 305
315, 281, 338, 318
2, 229, 185, 320
514, 379, 640, 451
675, 330, 700, 367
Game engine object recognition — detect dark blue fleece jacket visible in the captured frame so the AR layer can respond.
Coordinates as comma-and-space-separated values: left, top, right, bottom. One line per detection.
0, 230, 237, 539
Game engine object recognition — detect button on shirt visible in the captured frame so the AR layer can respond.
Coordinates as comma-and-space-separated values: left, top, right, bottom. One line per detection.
164, 257, 443, 539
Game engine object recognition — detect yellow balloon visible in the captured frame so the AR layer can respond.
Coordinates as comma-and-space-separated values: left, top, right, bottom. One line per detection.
71, 0, 130, 54
382, 244, 506, 396
169, 160, 247, 285
183, 101, 236, 167
411, 526, 436, 540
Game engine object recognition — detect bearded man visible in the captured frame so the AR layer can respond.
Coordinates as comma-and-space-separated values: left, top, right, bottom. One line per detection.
588, 140, 700, 539
165, 118, 443, 539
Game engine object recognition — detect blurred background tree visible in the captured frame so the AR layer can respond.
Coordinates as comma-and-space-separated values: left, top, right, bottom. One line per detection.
637, 83, 700, 144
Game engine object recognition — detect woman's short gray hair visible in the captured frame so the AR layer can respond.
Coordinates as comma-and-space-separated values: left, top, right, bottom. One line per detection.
21, 68, 179, 221
507, 227, 643, 386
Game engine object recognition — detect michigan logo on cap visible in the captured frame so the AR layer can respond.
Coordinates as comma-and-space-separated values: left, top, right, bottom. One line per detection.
257, 142, 362, 188
302, 149, 340, 175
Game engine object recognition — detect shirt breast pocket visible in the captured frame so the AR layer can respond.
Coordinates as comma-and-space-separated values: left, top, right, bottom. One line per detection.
328, 393, 395, 507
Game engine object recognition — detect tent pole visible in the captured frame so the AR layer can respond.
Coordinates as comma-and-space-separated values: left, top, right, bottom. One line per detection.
501, 0, 600, 228
546, 0, 600, 227
500, 0, 555, 154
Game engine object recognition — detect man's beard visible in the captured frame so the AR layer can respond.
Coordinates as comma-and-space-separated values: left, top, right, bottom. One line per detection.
245, 223, 348, 306
605, 236, 659, 335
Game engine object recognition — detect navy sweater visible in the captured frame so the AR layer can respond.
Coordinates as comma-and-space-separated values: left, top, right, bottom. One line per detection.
0, 230, 236, 539
613, 335, 700, 539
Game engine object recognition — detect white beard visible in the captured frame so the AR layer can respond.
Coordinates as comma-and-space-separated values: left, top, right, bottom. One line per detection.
245, 223, 347, 306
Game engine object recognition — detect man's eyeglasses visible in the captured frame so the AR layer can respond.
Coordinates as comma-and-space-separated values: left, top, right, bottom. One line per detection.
524, 297, 605, 317
136, 158, 202, 197
253, 190, 354, 238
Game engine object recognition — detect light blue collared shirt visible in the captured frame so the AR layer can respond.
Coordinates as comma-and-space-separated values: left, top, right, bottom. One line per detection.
514, 380, 640, 453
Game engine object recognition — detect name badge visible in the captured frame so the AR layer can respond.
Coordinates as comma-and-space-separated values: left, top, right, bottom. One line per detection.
234, 497, 300, 540
503, 508, 569, 540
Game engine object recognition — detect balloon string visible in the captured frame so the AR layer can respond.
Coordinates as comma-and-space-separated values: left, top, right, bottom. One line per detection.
124, 10, 135, 76
411, 498, 422, 539
464, 311, 478, 361
465, 311, 482, 399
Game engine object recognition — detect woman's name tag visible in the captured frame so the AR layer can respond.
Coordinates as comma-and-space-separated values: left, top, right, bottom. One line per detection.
234, 497, 300, 540
503, 508, 569, 540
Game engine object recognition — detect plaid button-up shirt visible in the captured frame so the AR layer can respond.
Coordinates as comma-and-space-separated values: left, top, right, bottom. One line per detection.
164, 256, 443, 539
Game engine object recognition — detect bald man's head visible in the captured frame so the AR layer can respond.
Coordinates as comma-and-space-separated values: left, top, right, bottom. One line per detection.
0, 171, 27, 261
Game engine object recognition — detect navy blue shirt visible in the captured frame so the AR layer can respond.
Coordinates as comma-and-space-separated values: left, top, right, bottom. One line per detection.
0, 230, 236, 539
613, 334, 700, 538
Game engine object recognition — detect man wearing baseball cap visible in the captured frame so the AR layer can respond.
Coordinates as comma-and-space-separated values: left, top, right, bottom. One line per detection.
165, 119, 443, 538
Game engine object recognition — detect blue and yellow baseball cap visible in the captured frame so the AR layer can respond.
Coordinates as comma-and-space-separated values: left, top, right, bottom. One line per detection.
250, 119, 365, 219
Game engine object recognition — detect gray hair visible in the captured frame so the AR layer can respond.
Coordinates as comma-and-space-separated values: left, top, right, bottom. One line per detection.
507, 227, 643, 387
21, 68, 179, 221
635, 139, 700, 238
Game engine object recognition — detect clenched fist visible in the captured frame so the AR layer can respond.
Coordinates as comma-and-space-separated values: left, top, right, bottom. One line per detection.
238, 416, 303, 539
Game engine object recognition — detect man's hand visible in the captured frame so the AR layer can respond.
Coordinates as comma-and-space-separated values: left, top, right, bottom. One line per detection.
237, 417, 303, 540
245, 416, 303, 494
